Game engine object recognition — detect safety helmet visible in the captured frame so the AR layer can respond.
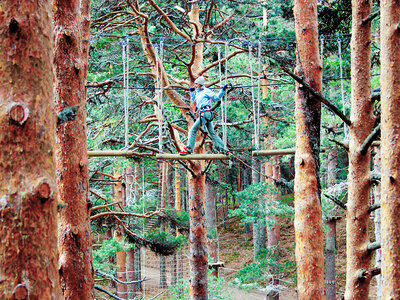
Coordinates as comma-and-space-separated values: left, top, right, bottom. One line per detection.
194, 76, 205, 86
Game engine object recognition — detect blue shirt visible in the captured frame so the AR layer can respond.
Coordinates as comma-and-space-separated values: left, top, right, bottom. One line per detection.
190, 87, 225, 112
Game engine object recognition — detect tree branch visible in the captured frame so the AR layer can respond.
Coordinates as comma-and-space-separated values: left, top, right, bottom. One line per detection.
324, 193, 347, 210
362, 9, 380, 24
367, 241, 381, 252
360, 123, 381, 155
96, 270, 149, 285
368, 202, 381, 213
94, 285, 123, 300
281, 65, 351, 126
91, 209, 165, 220
148, 0, 191, 40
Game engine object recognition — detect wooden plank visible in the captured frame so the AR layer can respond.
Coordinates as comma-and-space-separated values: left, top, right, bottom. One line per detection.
252, 147, 328, 157
87, 150, 153, 157
252, 149, 296, 156
156, 153, 229, 160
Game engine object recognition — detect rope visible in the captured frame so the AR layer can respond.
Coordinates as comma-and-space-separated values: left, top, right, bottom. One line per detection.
338, 37, 349, 140
217, 44, 224, 147
122, 38, 129, 148
155, 41, 164, 153
249, 45, 259, 151
257, 40, 262, 151
223, 42, 228, 148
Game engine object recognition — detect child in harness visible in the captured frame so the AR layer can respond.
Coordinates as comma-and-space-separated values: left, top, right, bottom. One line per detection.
179, 76, 229, 155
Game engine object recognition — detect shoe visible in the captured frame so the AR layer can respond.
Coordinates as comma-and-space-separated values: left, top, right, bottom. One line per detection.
179, 146, 191, 155
218, 151, 230, 155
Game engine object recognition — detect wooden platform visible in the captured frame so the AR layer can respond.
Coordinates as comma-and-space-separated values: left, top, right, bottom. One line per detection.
87, 150, 152, 157
156, 153, 229, 160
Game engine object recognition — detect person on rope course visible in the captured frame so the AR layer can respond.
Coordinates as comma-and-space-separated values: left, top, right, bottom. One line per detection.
179, 76, 230, 155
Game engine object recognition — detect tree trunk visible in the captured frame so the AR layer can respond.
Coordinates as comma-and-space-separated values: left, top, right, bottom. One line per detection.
345, 0, 374, 298
373, 147, 382, 300
293, 0, 324, 298
125, 167, 136, 298
380, 1, 400, 297
175, 164, 184, 283
325, 146, 338, 300
188, 162, 208, 300
114, 171, 127, 299
54, 0, 94, 298
115, 227, 127, 299
206, 180, 219, 278
0, 2, 61, 298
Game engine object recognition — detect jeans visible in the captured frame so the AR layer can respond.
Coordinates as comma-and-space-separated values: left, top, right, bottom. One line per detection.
186, 111, 226, 152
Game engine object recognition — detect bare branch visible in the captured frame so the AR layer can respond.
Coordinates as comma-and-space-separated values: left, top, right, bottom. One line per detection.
360, 124, 381, 155
362, 9, 380, 24
90, 209, 165, 220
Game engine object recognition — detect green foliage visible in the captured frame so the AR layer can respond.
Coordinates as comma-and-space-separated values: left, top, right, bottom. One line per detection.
231, 182, 294, 226
169, 272, 232, 300
93, 237, 134, 273
143, 229, 187, 255
231, 249, 296, 290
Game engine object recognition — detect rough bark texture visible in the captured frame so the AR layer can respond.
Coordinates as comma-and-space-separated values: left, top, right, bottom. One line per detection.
293, 0, 325, 298
0, 2, 61, 298
373, 148, 382, 300
345, 0, 374, 298
380, 1, 400, 297
54, 0, 94, 298
325, 146, 338, 300
115, 227, 127, 299
188, 163, 208, 300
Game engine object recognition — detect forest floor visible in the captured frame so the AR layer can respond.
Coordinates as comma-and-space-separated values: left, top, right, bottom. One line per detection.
95, 209, 381, 299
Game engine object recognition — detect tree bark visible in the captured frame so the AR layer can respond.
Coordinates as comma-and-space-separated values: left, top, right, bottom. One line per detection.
345, 0, 374, 298
325, 146, 338, 300
54, 0, 94, 298
380, 1, 400, 297
0, 1, 61, 298
373, 147, 382, 299
188, 163, 208, 300
293, 0, 325, 298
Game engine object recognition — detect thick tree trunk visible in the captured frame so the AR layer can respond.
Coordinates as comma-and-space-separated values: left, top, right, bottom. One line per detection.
380, 1, 400, 297
293, 0, 324, 298
188, 162, 208, 300
345, 0, 374, 298
0, 2, 61, 298
325, 146, 338, 300
54, 0, 94, 298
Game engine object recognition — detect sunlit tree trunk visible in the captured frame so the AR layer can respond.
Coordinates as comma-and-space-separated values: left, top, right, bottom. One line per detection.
0, 1, 61, 298
380, 1, 400, 297
293, 0, 324, 298
54, 0, 94, 298
345, 0, 374, 298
